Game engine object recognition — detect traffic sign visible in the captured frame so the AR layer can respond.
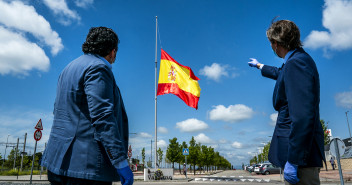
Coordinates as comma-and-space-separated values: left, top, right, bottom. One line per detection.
330, 138, 346, 157
34, 130, 42, 141
183, 148, 189, 155
35, 119, 43, 130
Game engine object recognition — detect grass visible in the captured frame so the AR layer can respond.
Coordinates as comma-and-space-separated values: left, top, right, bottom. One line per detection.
0, 169, 47, 176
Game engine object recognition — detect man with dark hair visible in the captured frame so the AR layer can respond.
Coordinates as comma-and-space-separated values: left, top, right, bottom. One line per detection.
248, 20, 325, 185
41, 27, 133, 185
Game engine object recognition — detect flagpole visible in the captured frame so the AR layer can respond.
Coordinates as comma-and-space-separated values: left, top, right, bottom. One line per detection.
154, 16, 158, 169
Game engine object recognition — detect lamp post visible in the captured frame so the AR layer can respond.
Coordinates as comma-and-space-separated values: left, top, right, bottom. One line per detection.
2, 135, 10, 170
346, 111, 352, 145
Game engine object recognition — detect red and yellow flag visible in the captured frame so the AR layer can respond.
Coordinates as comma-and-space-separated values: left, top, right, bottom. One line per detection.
157, 49, 201, 109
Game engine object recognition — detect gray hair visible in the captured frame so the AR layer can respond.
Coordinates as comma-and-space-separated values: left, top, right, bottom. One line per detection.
266, 20, 302, 50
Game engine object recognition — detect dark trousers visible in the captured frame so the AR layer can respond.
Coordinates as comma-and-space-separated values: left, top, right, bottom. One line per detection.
48, 170, 112, 185
331, 163, 335, 170
284, 167, 320, 185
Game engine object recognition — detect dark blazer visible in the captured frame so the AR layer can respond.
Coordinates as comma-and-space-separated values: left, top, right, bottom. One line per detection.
41, 54, 129, 182
261, 48, 325, 168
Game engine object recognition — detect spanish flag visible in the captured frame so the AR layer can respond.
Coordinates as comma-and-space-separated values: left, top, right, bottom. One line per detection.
157, 49, 201, 109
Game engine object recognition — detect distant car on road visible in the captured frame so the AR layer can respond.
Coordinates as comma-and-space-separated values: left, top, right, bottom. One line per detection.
254, 163, 271, 174
260, 164, 281, 175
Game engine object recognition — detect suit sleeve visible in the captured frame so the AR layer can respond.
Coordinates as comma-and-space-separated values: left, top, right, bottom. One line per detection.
84, 64, 127, 168
261, 65, 281, 80
284, 59, 317, 166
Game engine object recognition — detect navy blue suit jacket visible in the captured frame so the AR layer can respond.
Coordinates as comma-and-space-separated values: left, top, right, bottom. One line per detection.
261, 48, 325, 168
41, 54, 129, 181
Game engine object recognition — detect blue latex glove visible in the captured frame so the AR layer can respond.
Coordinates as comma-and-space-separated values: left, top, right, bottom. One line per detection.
117, 166, 134, 185
248, 58, 260, 68
284, 161, 299, 184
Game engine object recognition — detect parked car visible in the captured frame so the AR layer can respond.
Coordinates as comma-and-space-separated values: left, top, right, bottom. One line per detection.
254, 163, 271, 174
247, 164, 256, 172
260, 164, 281, 175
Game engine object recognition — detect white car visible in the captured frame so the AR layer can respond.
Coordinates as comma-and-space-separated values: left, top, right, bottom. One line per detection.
254, 163, 271, 174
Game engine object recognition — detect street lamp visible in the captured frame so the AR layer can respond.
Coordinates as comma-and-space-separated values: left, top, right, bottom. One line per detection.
2, 134, 10, 170
345, 111, 352, 145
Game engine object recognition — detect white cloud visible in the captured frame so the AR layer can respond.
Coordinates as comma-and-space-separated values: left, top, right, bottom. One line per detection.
75, 0, 94, 8
269, 113, 278, 126
209, 104, 254, 123
176, 118, 208, 133
157, 139, 167, 149
194, 133, 214, 144
139, 132, 152, 138
0, 26, 49, 76
43, 0, 81, 25
232, 141, 242, 149
0, 0, 63, 56
158, 127, 168, 134
335, 90, 352, 108
199, 63, 237, 82
305, 0, 352, 51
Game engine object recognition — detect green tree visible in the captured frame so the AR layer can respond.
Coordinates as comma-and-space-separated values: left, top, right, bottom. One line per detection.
5, 148, 20, 168
141, 147, 145, 166
179, 141, 188, 165
188, 137, 200, 175
157, 148, 163, 168
166, 137, 180, 168
200, 145, 208, 173
206, 147, 214, 172
147, 160, 152, 168
321, 119, 331, 145
262, 142, 270, 162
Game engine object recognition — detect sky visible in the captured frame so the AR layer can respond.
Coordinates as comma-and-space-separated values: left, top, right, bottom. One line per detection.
0, 0, 352, 167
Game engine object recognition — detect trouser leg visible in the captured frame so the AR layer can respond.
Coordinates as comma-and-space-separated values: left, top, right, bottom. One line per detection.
284, 167, 320, 185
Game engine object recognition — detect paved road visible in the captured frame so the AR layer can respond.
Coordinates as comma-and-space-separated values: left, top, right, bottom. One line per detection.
133, 170, 350, 185
0, 170, 350, 185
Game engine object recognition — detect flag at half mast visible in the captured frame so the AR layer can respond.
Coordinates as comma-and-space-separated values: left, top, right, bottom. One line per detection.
157, 49, 201, 109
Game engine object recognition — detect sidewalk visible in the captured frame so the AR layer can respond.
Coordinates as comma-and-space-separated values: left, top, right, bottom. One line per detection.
249, 169, 352, 183
320, 169, 352, 182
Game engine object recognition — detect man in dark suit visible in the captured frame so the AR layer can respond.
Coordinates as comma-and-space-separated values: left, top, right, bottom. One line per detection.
248, 20, 325, 185
41, 27, 133, 185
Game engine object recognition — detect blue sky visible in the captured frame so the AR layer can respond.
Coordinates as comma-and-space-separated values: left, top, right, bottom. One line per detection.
0, 0, 352, 167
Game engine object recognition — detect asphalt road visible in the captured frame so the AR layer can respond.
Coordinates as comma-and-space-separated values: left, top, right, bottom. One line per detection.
0, 170, 350, 185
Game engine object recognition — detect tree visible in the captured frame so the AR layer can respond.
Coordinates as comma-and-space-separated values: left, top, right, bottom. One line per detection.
321, 119, 331, 145
207, 147, 214, 172
200, 145, 208, 173
141, 147, 145, 166
166, 137, 180, 168
179, 141, 188, 165
157, 148, 163, 168
5, 148, 20, 168
188, 136, 200, 175
262, 142, 270, 162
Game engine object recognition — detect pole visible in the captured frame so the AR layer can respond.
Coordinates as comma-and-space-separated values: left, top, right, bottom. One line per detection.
334, 139, 344, 185
154, 15, 158, 169
13, 138, 19, 169
185, 156, 188, 179
40, 142, 46, 180
345, 111, 352, 144
150, 140, 153, 168
20, 133, 27, 171
30, 141, 37, 184
2, 134, 10, 171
